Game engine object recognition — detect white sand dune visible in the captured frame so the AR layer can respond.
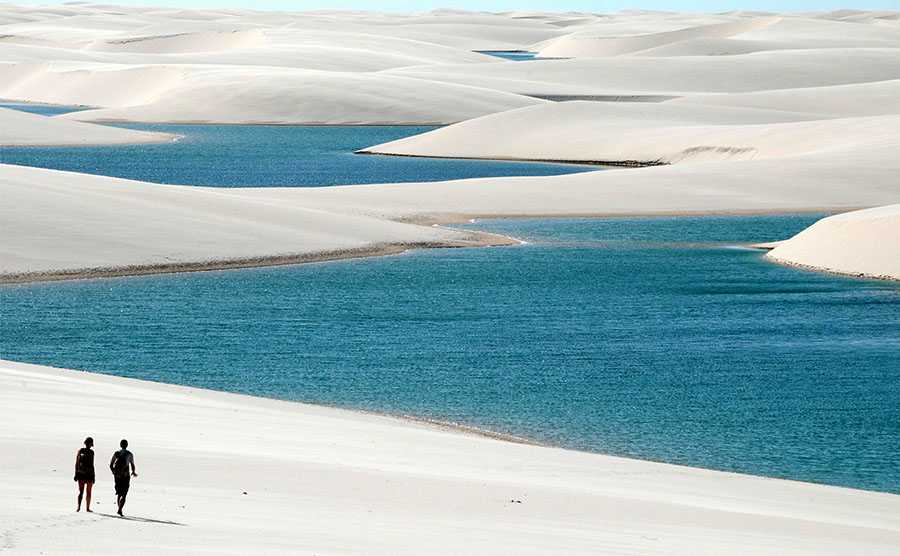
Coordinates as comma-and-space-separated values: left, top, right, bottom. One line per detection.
59, 68, 542, 125
1, 6, 567, 124
536, 16, 783, 57
0, 63, 187, 109
0, 164, 494, 280
4, 140, 898, 280
0, 5, 896, 277
388, 48, 900, 96
3, 6, 898, 124
0, 107, 174, 146
536, 14, 900, 58
1, 63, 541, 125
254, 146, 900, 222
625, 36, 794, 57
360, 101, 899, 164
767, 204, 900, 280
674, 79, 900, 117
0, 29, 498, 71
0, 6, 560, 58
84, 28, 269, 54
2, 360, 899, 555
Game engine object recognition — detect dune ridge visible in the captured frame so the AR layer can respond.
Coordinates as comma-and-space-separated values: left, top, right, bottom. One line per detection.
536, 16, 783, 57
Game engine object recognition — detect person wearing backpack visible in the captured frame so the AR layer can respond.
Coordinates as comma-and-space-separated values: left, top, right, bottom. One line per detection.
109, 439, 137, 517
74, 437, 95, 512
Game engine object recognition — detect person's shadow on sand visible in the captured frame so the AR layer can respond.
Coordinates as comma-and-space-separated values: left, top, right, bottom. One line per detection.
95, 512, 186, 526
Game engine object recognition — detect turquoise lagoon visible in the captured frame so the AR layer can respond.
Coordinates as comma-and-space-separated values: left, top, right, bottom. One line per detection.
2, 216, 898, 493
0, 118, 592, 187
1, 104, 898, 493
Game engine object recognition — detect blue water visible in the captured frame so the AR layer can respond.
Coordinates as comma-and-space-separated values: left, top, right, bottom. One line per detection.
475, 50, 538, 61
0, 119, 592, 187
0, 101, 90, 116
3, 215, 898, 493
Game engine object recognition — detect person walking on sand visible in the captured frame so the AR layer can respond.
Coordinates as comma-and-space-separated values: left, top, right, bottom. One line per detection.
74, 437, 95, 512
109, 439, 137, 517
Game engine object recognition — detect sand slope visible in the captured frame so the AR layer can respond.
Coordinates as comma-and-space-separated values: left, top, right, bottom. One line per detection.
0, 107, 174, 146
2, 5, 898, 282
251, 147, 900, 222
3, 6, 899, 124
60, 67, 542, 125
0, 164, 492, 281
360, 101, 899, 164
4, 142, 899, 280
536, 16, 783, 57
0, 63, 187, 109
674, 79, 900, 117
0, 28, 499, 71
2, 360, 899, 555
767, 205, 900, 280
536, 14, 900, 58
1, 63, 541, 125
0, 5, 564, 124
388, 48, 900, 97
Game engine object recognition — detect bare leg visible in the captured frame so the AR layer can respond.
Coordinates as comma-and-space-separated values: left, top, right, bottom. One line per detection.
117, 494, 126, 516
77, 480, 85, 511
85, 482, 93, 512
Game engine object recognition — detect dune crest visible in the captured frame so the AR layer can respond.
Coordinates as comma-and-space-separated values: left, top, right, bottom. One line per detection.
536, 16, 782, 57
85, 28, 268, 54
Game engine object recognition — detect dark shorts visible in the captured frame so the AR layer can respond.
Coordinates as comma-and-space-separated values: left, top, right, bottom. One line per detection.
114, 475, 130, 496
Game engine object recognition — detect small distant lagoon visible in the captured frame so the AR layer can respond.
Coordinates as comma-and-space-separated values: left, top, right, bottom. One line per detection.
0, 103, 593, 187
0, 101, 91, 116
475, 50, 539, 61
3, 215, 898, 494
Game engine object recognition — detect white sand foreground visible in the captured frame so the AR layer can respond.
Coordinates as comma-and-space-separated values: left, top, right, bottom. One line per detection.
2, 359, 899, 555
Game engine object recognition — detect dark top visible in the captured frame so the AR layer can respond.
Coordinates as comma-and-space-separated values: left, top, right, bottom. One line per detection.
110, 449, 134, 479
74, 447, 95, 482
